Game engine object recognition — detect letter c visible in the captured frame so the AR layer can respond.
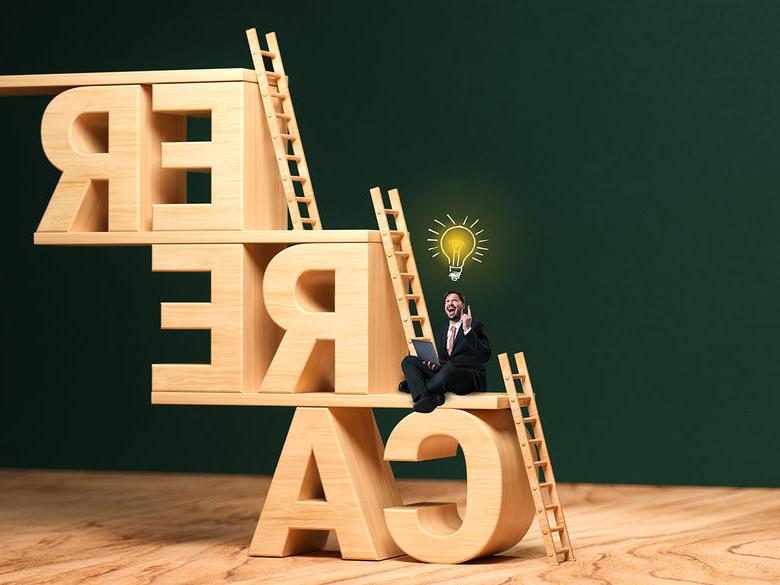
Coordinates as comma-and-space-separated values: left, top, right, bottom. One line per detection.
383, 409, 535, 564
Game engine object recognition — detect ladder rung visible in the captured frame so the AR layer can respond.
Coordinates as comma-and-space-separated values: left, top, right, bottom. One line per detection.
384, 208, 400, 216
411, 337, 432, 341
549, 525, 564, 533
522, 416, 537, 423
530, 438, 543, 445
397, 251, 411, 258
555, 547, 570, 556
249, 32, 322, 233
538, 482, 553, 489
544, 503, 559, 510
399, 272, 415, 279
404, 294, 420, 300
512, 373, 526, 379
534, 459, 549, 467
388, 230, 406, 237
410, 316, 426, 322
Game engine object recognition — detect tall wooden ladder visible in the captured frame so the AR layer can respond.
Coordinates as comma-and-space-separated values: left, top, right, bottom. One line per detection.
370, 187, 436, 355
246, 28, 322, 230
498, 351, 575, 565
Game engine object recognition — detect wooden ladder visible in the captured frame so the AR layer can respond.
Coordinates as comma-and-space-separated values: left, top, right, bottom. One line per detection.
246, 28, 322, 230
498, 351, 575, 565
370, 187, 436, 355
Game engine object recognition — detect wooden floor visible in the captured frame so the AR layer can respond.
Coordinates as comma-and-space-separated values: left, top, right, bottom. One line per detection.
0, 470, 777, 584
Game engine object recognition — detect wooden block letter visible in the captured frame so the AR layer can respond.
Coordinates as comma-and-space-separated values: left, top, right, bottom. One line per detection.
38, 85, 185, 233
383, 410, 536, 564
152, 82, 285, 231
38, 85, 143, 232
250, 407, 402, 560
152, 243, 283, 392
260, 243, 405, 393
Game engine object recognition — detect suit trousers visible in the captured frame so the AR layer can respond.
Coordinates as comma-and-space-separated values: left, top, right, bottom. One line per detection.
401, 355, 476, 402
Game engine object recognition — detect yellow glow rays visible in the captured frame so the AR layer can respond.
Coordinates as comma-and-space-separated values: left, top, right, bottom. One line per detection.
427, 214, 489, 281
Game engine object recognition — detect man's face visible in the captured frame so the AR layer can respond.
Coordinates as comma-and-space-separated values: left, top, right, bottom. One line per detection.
444, 293, 464, 321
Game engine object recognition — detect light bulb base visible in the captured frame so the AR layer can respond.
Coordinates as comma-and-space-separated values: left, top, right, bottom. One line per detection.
448, 266, 462, 281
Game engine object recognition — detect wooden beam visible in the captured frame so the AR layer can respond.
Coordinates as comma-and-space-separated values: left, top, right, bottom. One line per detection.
151, 391, 510, 409
33, 230, 383, 246
0, 69, 258, 96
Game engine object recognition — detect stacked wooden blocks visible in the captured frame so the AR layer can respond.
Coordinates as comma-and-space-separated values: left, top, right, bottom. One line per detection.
0, 30, 572, 564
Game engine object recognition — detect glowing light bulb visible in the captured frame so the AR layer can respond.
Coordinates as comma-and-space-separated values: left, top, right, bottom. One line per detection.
440, 225, 476, 281
426, 214, 490, 280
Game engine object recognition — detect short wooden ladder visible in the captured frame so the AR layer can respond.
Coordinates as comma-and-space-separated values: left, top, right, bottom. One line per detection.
246, 28, 322, 230
498, 351, 575, 564
370, 187, 436, 355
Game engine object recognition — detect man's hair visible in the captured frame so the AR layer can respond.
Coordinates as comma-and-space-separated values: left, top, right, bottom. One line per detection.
444, 289, 466, 304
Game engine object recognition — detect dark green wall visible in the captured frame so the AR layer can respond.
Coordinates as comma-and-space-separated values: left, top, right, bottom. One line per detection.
1, 1, 778, 487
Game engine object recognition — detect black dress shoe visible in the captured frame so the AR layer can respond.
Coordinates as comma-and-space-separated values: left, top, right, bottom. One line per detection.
412, 393, 445, 413
398, 380, 410, 393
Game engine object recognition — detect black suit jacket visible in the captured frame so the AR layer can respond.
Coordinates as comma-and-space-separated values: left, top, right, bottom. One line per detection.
438, 320, 491, 390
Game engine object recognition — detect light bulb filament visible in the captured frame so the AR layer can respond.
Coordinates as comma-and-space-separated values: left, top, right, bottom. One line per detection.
427, 214, 490, 281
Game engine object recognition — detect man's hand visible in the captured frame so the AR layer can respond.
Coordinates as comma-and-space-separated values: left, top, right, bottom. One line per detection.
424, 361, 440, 371
462, 305, 473, 333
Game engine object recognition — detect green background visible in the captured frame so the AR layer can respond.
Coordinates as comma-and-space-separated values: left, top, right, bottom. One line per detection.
1, 1, 778, 487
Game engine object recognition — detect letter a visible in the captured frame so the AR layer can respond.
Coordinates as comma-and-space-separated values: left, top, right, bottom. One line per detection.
249, 407, 402, 560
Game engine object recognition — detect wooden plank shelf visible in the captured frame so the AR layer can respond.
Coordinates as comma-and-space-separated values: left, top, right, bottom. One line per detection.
152, 391, 510, 409
0, 68, 258, 96
34, 230, 383, 246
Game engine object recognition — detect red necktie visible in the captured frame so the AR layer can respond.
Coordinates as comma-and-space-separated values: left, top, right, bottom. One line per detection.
447, 325, 456, 355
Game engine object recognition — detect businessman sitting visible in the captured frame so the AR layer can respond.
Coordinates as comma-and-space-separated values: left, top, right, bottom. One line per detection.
399, 289, 491, 413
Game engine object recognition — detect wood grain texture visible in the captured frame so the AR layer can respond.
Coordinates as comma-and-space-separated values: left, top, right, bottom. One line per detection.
0, 470, 777, 584
152, 81, 286, 231
38, 85, 147, 232
33, 229, 382, 245
150, 390, 510, 408
498, 351, 574, 563
383, 410, 535, 563
246, 29, 323, 230
34, 80, 285, 234
0, 69, 258, 95
370, 187, 438, 355
151, 243, 284, 393
259, 243, 406, 394
250, 407, 401, 560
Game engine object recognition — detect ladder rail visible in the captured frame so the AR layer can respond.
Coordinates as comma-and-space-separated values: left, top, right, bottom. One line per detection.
371, 188, 415, 352
246, 28, 321, 230
387, 189, 436, 348
265, 33, 322, 227
498, 351, 574, 565
498, 353, 558, 562
512, 352, 569, 523
371, 187, 436, 355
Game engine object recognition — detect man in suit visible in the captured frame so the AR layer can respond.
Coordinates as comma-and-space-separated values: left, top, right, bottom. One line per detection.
399, 289, 491, 413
